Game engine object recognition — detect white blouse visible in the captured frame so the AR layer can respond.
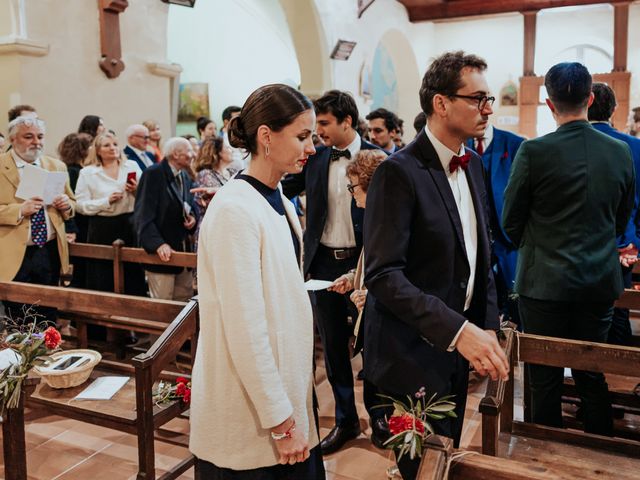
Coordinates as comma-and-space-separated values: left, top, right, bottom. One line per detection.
75, 160, 142, 216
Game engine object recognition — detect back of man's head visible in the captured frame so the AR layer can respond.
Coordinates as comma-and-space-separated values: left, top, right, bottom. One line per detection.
366, 108, 400, 132
419, 51, 487, 117
588, 83, 616, 122
8, 104, 37, 123
222, 106, 241, 123
544, 62, 592, 115
314, 90, 359, 128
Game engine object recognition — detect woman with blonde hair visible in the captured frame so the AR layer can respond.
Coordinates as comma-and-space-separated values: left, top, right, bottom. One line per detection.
75, 132, 145, 295
143, 119, 162, 162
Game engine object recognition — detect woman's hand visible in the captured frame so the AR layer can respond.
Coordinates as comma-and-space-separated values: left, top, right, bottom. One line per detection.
271, 417, 309, 465
328, 274, 354, 294
108, 191, 124, 204
350, 289, 367, 310
125, 178, 137, 193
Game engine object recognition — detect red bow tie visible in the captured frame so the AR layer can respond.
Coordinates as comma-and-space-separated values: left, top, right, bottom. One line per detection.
449, 152, 471, 173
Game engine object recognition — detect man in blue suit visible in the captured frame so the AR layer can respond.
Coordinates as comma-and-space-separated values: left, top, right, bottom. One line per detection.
588, 82, 640, 346
282, 90, 384, 454
124, 124, 155, 171
467, 125, 524, 323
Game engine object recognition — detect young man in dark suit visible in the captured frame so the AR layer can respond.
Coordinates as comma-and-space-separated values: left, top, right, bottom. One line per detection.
467, 125, 525, 323
363, 52, 509, 479
134, 137, 197, 301
588, 82, 640, 346
282, 90, 384, 454
503, 63, 635, 436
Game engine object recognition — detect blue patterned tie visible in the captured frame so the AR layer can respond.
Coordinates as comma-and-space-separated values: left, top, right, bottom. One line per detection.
31, 207, 47, 247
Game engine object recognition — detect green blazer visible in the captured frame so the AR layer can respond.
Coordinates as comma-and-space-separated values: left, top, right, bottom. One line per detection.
502, 120, 635, 302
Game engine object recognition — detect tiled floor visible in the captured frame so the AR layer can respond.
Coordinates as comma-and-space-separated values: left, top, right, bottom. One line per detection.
0, 351, 493, 480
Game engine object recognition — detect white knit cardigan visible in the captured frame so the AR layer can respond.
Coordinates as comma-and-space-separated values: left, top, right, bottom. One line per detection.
189, 178, 318, 470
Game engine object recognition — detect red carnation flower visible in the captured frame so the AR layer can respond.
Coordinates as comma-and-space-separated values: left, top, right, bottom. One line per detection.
176, 377, 187, 384
388, 413, 424, 435
43, 327, 62, 350
175, 382, 187, 397
182, 389, 191, 404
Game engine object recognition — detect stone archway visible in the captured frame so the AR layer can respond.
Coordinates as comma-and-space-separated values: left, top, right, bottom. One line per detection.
278, 0, 332, 98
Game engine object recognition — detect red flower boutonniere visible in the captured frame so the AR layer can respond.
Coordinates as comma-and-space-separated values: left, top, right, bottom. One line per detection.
501, 151, 509, 160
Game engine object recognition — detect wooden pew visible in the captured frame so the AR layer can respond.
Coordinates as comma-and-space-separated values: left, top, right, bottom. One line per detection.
416, 434, 568, 479
0, 282, 198, 480
479, 329, 640, 479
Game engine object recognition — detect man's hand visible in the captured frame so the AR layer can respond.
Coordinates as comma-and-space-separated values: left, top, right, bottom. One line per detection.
109, 191, 125, 204
51, 194, 71, 211
350, 289, 367, 310
184, 214, 196, 230
328, 274, 354, 294
455, 323, 509, 381
156, 243, 174, 262
66, 232, 77, 243
618, 243, 639, 267
20, 196, 44, 217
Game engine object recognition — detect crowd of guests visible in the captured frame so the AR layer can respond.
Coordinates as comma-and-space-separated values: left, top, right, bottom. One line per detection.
2, 50, 640, 480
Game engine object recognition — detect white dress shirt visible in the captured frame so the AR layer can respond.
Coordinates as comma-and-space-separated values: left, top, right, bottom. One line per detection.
75, 160, 141, 216
320, 134, 361, 248
424, 125, 478, 312
12, 151, 56, 245
129, 145, 153, 168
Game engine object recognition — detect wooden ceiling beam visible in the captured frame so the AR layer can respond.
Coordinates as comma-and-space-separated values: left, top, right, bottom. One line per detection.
398, 0, 620, 22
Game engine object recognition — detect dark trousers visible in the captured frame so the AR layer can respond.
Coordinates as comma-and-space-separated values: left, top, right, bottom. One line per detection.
389, 352, 469, 480
5, 240, 60, 327
309, 246, 359, 426
519, 296, 613, 436
609, 266, 633, 345
194, 446, 325, 480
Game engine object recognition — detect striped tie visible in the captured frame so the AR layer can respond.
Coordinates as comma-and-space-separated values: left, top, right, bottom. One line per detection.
31, 208, 47, 247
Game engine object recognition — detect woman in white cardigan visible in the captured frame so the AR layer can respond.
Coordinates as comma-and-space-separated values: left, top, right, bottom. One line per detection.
190, 84, 325, 479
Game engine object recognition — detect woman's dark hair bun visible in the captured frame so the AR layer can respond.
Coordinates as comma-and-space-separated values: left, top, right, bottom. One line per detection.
227, 115, 247, 150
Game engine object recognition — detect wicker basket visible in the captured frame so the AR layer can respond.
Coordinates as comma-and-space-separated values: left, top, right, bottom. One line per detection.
34, 349, 102, 389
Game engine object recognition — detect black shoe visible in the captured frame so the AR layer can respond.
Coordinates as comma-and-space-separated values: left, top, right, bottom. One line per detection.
370, 417, 391, 449
320, 422, 361, 455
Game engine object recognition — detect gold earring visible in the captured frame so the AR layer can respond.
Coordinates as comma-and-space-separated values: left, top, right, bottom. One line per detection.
265, 144, 270, 157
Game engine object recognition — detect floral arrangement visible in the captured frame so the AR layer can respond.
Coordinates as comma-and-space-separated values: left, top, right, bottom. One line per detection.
0, 309, 62, 413
153, 376, 191, 406
380, 387, 457, 461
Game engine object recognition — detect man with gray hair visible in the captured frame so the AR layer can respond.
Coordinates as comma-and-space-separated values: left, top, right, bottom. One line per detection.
134, 137, 197, 300
124, 124, 155, 171
0, 116, 75, 324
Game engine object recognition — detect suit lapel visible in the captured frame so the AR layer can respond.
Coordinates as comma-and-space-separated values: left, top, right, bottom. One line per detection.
416, 134, 467, 254
319, 148, 330, 204
0, 152, 20, 189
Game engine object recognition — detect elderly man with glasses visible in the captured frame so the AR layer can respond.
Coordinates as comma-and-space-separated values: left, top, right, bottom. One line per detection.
0, 116, 75, 325
124, 124, 156, 171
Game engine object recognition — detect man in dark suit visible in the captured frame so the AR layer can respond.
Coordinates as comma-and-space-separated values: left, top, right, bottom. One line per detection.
134, 137, 196, 301
282, 90, 383, 454
124, 124, 155, 171
366, 107, 401, 154
363, 52, 509, 479
467, 125, 525, 323
589, 82, 640, 346
503, 63, 635, 436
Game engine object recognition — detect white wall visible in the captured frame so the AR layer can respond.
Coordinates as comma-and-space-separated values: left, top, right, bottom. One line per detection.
167, 0, 301, 130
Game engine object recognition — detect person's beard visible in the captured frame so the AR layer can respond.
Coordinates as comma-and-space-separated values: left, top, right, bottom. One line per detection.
18, 146, 43, 163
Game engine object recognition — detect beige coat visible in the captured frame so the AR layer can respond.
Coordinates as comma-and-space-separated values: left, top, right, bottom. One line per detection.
189, 179, 318, 470
0, 152, 75, 281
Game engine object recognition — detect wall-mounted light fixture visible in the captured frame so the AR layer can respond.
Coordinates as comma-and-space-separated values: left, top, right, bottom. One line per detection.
330, 40, 357, 61
160, 0, 196, 7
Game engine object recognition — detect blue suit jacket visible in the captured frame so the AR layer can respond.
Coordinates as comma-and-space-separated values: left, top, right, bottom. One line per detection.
467, 128, 524, 290
124, 145, 155, 171
592, 122, 640, 248
281, 138, 380, 276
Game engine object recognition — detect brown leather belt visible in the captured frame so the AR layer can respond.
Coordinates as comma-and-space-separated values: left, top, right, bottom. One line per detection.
319, 244, 359, 260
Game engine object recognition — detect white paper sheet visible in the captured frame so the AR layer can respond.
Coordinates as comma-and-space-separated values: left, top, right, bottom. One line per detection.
15, 163, 67, 205
304, 279, 334, 291
74, 376, 129, 400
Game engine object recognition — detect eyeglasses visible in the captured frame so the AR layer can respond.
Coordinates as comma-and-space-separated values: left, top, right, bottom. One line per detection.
449, 94, 495, 111
132, 134, 150, 140
347, 183, 359, 194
